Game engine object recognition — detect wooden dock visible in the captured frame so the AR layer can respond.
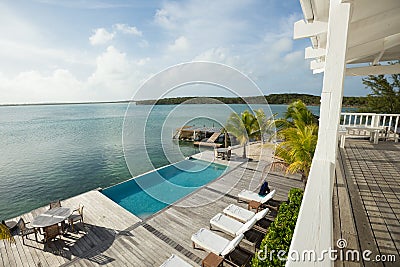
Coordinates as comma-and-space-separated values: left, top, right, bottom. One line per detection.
1, 143, 303, 266
173, 126, 222, 143
334, 139, 400, 267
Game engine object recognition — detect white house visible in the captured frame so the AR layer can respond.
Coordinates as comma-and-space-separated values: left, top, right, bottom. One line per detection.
288, 0, 400, 266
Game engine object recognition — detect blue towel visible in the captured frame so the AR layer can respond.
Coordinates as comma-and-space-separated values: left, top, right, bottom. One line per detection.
258, 181, 270, 196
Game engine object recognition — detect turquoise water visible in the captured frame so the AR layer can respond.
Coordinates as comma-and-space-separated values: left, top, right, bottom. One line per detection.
0, 103, 352, 220
102, 159, 227, 219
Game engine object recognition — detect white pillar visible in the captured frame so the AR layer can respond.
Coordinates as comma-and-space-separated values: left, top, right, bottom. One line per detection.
287, 0, 351, 266
314, 0, 351, 164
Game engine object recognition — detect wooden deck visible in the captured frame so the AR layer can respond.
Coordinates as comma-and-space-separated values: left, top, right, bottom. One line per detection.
1, 144, 303, 267
334, 139, 400, 267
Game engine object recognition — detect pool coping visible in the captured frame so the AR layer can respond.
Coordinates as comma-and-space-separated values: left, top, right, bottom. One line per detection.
100, 151, 230, 191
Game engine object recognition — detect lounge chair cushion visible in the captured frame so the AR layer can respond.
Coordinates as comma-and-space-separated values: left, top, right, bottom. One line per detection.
160, 254, 192, 267
210, 213, 243, 236
237, 216, 258, 235
238, 189, 276, 203
221, 233, 244, 256
192, 228, 229, 255
191, 228, 243, 256
223, 204, 255, 223
236, 208, 269, 235
254, 208, 269, 220
211, 208, 269, 237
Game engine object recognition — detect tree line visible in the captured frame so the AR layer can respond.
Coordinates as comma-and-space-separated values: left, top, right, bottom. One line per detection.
136, 94, 367, 107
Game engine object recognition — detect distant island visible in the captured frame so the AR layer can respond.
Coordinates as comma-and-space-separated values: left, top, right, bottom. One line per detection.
0, 93, 366, 107
136, 93, 366, 107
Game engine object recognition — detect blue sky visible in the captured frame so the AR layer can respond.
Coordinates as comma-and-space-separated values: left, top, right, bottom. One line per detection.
0, 0, 366, 104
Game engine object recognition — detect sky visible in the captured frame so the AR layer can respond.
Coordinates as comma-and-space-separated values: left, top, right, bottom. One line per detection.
0, 0, 367, 104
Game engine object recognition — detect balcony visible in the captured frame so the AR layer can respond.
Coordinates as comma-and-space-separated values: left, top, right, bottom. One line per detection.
334, 139, 400, 266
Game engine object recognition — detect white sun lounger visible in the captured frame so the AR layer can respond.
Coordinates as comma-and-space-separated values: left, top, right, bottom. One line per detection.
224, 204, 270, 223
160, 254, 193, 267
223, 204, 256, 223
210, 208, 269, 236
191, 228, 244, 256
238, 189, 276, 203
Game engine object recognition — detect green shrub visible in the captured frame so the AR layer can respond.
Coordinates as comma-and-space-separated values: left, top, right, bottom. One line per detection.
288, 188, 304, 207
251, 188, 304, 267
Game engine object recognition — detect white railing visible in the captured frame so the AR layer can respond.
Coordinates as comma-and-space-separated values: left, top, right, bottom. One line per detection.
287, 159, 334, 266
341, 112, 400, 142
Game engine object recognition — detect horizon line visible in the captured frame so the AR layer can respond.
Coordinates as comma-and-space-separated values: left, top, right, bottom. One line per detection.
0, 93, 365, 107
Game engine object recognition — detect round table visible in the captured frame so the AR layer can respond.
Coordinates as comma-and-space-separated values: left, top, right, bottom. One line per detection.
31, 207, 71, 228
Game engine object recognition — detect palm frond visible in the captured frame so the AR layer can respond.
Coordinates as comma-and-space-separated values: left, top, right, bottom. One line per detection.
225, 110, 260, 158
0, 224, 15, 244
276, 103, 318, 182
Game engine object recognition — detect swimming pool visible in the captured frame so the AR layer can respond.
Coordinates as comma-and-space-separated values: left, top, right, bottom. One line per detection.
102, 159, 227, 219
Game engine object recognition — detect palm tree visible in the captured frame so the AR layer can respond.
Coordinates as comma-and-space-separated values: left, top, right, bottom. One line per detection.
275, 100, 319, 184
0, 223, 14, 244
254, 109, 277, 144
275, 122, 318, 183
225, 110, 258, 158
282, 100, 318, 127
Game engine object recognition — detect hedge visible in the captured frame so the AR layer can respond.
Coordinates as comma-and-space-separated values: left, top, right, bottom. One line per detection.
251, 188, 304, 267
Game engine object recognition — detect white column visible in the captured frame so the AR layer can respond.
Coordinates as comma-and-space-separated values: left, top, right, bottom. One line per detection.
314, 0, 351, 164
287, 0, 351, 266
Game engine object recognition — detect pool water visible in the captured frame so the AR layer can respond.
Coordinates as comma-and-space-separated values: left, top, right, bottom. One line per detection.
102, 159, 227, 219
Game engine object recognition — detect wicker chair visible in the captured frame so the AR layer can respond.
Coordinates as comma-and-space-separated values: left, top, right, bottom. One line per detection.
49, 200, 61, 209
68, 204, 84, 231
49, 200, 68, 233
17, 218, 38, 245
44, 224, 60, 243
226, 147, 232, 160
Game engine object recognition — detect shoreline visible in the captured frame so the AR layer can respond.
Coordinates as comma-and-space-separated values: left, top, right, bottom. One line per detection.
0, 93, 365, 108
0, 101, 362, 109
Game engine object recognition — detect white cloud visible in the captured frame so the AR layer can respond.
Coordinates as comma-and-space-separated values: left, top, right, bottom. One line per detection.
153, 0, 249, 49
89, 24, 142, 46
272, 37, 293, 54
283, 50, 303, 64
88, 46, 130, 84
0, 0, 368, 104
114, 23, 142, 36
0, 46, 151, 104
0, 69, 83, 104
168, 36, 189, 52
154, 8, 176, 29
194, 47, 239, 66
87, 46, 149, 100
89, 28, 114, 45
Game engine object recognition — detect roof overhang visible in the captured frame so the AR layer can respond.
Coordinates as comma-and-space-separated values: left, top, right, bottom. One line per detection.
295, 0, 400, 74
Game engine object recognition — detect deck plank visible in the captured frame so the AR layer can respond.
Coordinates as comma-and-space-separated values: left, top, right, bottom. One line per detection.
337, 140, 400, 267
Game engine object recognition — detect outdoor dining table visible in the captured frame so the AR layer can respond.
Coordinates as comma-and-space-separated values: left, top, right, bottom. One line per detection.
345, 126, 385, 145
31, 207, 72, 228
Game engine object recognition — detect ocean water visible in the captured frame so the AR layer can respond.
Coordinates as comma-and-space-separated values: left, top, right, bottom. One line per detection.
0, 103, 338, 220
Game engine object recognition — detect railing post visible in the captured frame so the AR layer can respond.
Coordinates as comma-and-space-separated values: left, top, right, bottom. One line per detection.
372, 114, 379, 127
395, 116, 399, 142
